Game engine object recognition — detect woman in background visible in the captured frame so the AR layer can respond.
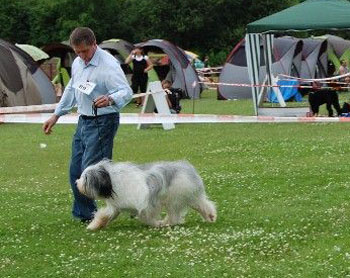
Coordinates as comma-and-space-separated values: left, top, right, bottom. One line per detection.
125, 47, 153, 106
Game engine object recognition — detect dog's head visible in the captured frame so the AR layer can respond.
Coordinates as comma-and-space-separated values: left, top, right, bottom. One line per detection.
76, 161, 114, 199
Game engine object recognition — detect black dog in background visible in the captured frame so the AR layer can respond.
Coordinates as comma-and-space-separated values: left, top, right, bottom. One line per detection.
308, 90, 342, 117
300, 82, 342, 117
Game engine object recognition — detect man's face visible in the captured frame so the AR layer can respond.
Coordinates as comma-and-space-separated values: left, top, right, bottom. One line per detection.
73, 42, 97, 64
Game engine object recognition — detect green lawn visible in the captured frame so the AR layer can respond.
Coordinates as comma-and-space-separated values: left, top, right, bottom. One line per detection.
124, 89, 256, 116
1, 91, 350, 277
124, 88, 350, 116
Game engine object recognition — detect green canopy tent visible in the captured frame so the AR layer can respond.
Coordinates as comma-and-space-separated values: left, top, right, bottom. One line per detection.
246, 0, 350, 116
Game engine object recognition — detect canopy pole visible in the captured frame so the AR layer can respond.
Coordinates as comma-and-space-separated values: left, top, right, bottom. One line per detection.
246, 33, 261, 115
262, 34, 286, 107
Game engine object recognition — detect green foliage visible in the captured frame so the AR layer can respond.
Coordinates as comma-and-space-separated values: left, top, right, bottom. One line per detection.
207, 49, 230, 66
0, 0, 31, 43
0, 0, 301, 61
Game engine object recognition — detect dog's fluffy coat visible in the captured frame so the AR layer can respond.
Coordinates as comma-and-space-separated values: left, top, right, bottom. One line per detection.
76, 160, 217, 230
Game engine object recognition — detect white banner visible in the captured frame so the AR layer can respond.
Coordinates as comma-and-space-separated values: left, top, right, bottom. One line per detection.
1, 112, 350, 124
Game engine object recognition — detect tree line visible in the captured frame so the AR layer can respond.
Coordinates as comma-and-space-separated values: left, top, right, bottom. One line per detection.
0, 0, 298, 65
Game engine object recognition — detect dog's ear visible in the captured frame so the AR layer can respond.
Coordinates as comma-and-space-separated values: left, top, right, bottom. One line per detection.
83, 170, 99, 199
96, 164, 114, 198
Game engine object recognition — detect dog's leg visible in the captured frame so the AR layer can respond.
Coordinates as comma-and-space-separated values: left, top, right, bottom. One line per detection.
333, 96, 342, 116
326, 102, 334, 117
190, 195, 217, 223
163, 206, 188, 226
161, 196, 190, 226
308, 93, 317, 116
87, 206, 120, 231
138, 204, 163, 227
313, 105, 320, 116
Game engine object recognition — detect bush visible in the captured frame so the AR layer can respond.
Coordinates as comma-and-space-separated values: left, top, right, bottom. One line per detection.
207, 49, 229, 67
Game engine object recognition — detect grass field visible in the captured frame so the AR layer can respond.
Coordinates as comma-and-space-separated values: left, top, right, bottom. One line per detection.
124, 89, 256, 115
2, 90, 350, 277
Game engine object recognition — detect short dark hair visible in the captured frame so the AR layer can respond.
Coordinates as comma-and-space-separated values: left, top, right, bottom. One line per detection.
70, 27, 96, 46
161, 80, 172, 87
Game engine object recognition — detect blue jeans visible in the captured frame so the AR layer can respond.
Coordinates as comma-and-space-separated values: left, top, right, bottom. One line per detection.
69, 113, 119, 221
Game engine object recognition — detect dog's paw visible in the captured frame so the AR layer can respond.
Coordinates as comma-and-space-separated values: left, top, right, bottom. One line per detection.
151, 221, 164, 228
157, 220, 170, 227
87, 221, 102, 231
208, 213, 217, 222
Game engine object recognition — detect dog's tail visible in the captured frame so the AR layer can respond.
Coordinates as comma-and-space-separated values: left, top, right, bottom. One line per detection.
192, 196, 217, 223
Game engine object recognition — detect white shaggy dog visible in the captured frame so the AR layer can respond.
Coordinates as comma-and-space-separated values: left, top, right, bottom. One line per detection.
76, 159, 217, 231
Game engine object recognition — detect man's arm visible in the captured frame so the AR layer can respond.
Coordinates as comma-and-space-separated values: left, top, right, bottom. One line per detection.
42, 77, 76, 135
104, 63, 133, 110
42, 114, 59, 135
53, 78, 77, 116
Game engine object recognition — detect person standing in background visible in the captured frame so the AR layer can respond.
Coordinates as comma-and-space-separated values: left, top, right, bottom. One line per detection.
125, 47, 153, 107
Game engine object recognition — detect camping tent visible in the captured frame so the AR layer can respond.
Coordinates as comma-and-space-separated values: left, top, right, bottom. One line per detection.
184, 50, 205, 69
218, 37, 303, 99
299, 39, 328, 79
245, 0, 350, 115
42, 41, 76, 75
99, 39, 134, 62
0, 39, 56, 107
99, 38, 163, 85
99, 39, 134, 76
136, 39, 201, 99
15, 44, 49, 63
320, 34, 350, 71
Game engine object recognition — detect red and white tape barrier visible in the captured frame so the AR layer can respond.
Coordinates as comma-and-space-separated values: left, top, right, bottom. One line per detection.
281, 78, 349, 85
0, 91, 161, 115
0, 104, 57, 114
196, 66, 223, 72
278, 72, 350, 82
196, 80, 350, 90
1, 112, 350, 125
196, 81, 283, 88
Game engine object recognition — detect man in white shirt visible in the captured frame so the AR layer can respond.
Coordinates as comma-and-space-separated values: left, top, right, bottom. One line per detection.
43, 27, 132, 222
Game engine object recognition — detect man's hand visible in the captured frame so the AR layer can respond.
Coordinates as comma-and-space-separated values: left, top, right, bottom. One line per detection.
42, 115, 59, 135
94, 95, 111, 108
